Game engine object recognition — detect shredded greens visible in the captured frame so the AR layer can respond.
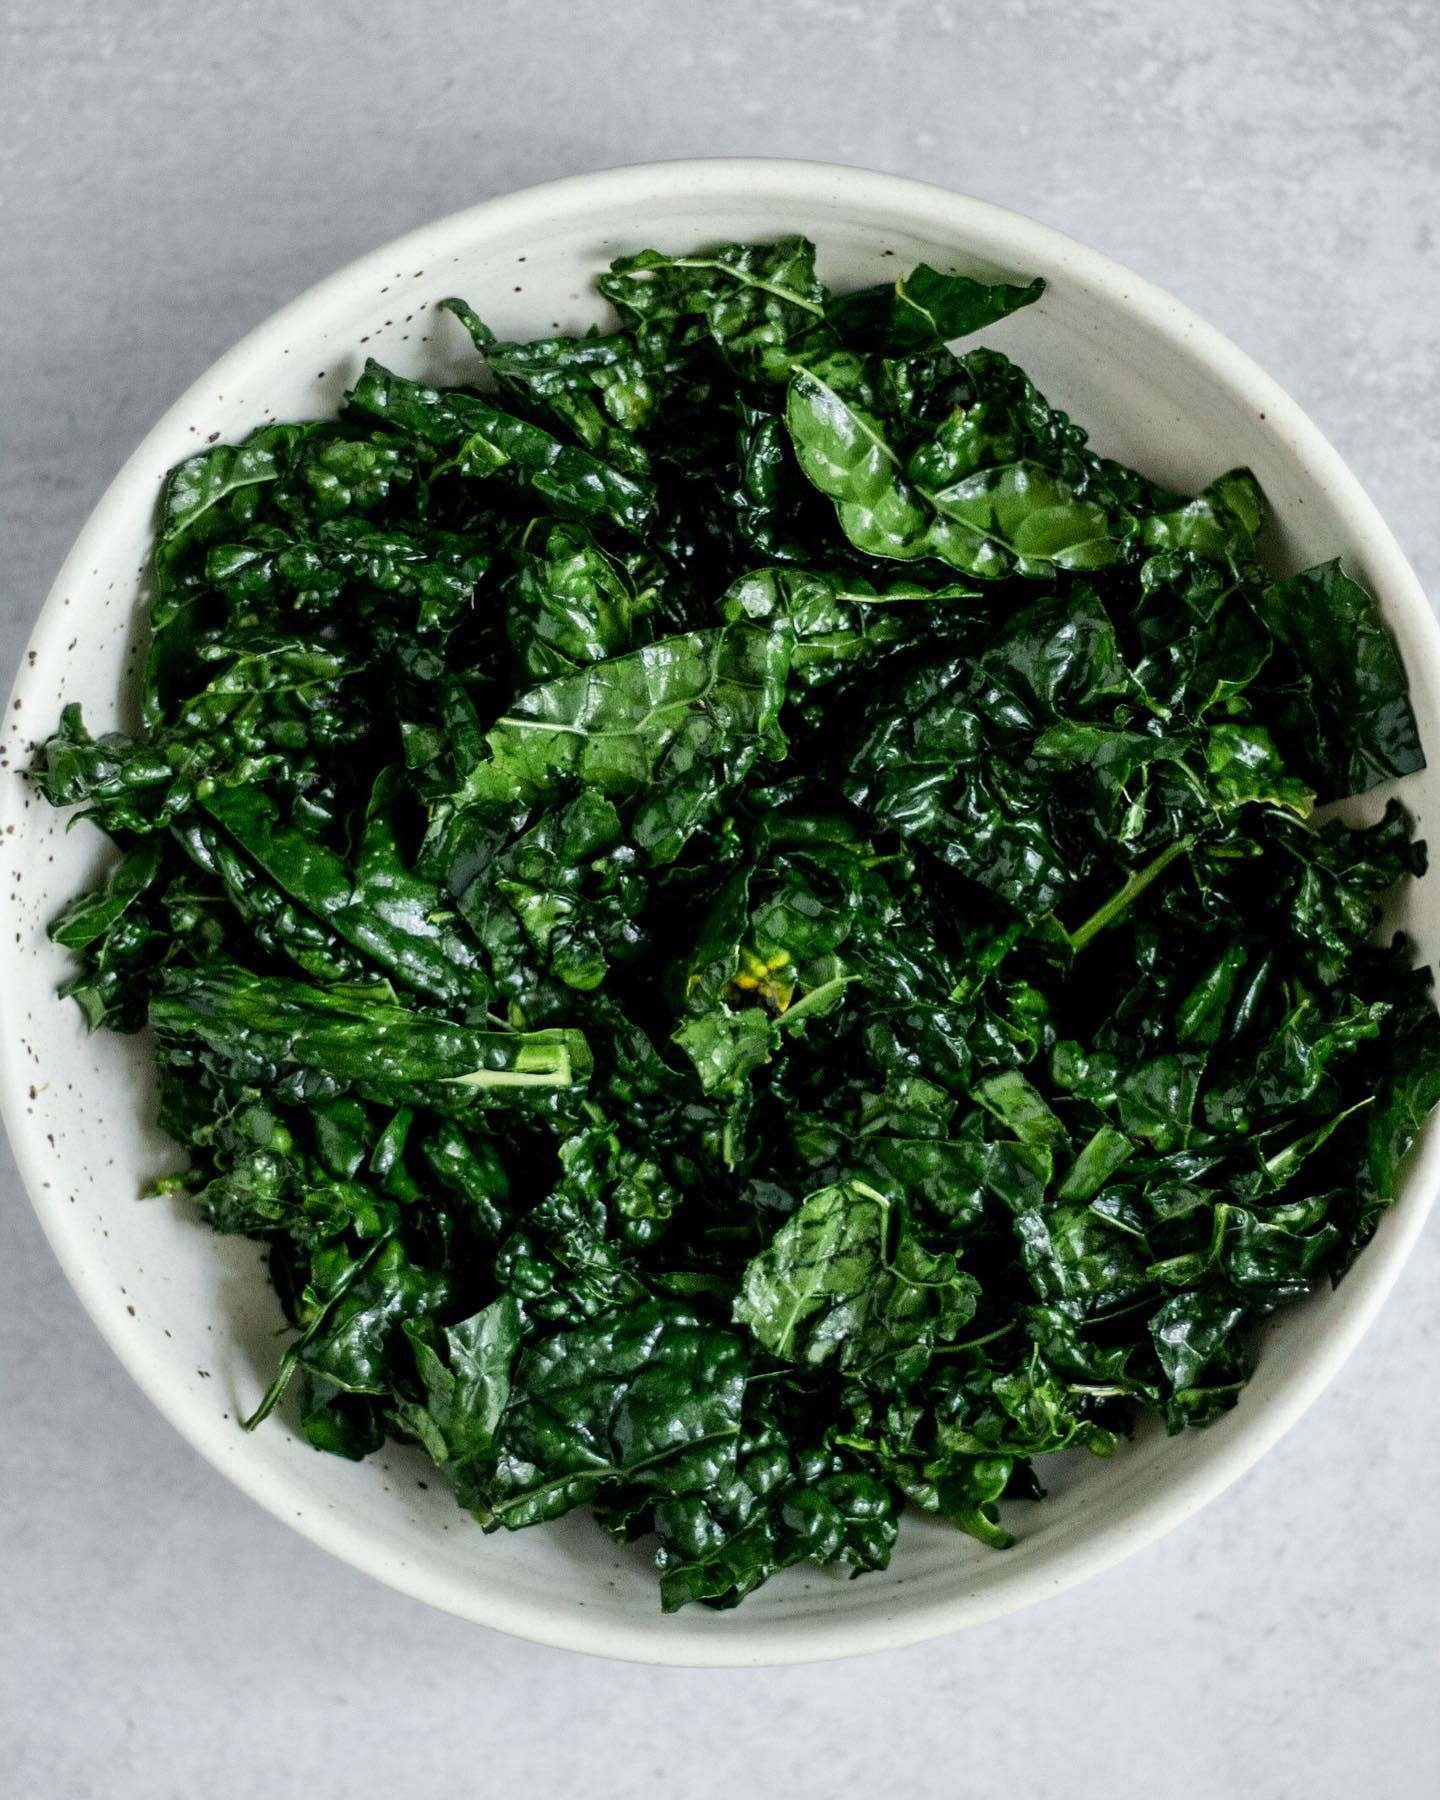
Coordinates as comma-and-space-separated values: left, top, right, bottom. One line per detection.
34, 238, 1440, 1610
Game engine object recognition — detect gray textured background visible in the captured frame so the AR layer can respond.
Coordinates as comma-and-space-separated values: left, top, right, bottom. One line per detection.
3, 2, 1438, 1795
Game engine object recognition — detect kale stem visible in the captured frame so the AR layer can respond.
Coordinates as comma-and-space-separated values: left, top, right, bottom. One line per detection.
1086, 1291, 1159, 1327
1065, 836, 1195, 951
935, 1320, 1019, 1355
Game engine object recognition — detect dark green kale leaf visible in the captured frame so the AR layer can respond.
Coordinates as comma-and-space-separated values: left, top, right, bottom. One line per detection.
150, 963, 589, 1094
426, 621, 791, 865
783, 345, 1126, 577
648, 1439, 899, 1612
719, 564, 983, 686
826, 266, 1045, 355
734, 1179, 979, 1384
472, 1302, 749, 1528
1259, 559, 1425, 798
396, 1296, 522, 1497
506, 518, 663, 679
599, 236, 830, 381
345, 359, 657, 534
200, 773, 489, 1010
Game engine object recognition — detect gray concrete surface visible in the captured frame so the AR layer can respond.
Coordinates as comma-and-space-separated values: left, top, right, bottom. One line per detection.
2, 2, 1438, 1795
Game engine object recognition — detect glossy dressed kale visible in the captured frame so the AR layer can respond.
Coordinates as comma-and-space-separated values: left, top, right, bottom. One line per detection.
34, 239, 1440, 1610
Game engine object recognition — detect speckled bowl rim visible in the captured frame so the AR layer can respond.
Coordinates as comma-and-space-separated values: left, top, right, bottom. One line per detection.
4, 158, 1438, 1666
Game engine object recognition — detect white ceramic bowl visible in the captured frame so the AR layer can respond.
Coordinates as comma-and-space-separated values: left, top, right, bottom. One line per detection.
4, 160, 1438, 1666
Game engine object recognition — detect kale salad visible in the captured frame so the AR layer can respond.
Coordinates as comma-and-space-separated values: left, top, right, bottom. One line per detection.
35, 239, 1440, 1611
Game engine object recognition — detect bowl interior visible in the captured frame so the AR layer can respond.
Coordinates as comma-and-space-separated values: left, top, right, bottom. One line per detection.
4, 162, 1438, 1665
